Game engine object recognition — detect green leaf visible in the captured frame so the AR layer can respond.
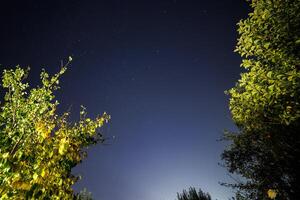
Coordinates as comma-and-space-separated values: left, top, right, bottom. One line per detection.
33, 173, 38, 180
267, 71, 272, 78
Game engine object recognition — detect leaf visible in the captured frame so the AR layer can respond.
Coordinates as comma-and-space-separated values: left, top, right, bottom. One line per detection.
59, 138, 67, 155
41, 169, 46, 177
59, 143, 65, 155
33, 173, 38, 180
264, 42, 271, 49
268, 84, 275, 92
2, 152, 9, 159
267, 189, 277, 199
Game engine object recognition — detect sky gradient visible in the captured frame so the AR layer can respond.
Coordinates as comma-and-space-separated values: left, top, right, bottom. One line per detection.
0, 1, 250, 199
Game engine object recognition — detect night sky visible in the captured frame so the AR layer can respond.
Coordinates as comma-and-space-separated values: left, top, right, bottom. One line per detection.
0, 1, 250, 199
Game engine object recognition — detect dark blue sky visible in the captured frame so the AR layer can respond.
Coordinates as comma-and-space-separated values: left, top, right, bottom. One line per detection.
0, 1, 249, 199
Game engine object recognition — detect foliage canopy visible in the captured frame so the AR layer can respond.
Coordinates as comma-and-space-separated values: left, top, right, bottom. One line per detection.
0, 64, 110, 199
176, 187, 211, 200
222, 0, 300, 199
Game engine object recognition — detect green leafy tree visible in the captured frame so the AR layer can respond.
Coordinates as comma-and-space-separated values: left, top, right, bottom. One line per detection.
222, 0, 300, 199
0, 61, 110, 199
176, 187, 211, 200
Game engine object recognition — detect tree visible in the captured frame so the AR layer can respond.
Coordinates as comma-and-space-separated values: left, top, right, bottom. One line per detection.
222, 0, 300, 199
176, 187, 211, 200
0, 61, 110, 199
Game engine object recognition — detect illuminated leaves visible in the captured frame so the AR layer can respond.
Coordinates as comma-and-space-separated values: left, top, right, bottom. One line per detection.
35, 120, 54, 139
59, 138, 68, 155
0, 66, 110, 199
223, 0, 300, 199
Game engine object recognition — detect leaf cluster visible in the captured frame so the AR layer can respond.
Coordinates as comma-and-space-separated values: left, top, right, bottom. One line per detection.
0, 66, 110, 199
223, 0, 300, 199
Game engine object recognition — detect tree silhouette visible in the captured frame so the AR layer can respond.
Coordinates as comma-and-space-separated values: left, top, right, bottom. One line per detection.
176, 187, 212, 200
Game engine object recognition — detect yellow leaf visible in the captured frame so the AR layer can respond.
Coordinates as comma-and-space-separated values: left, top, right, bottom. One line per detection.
2, 152, 9, 159
35, 121, 51, 139
59, 138, 68, 155
59, 143, 65, 155
12, 181, 31, 191
41, 169, 46, 177
267, 189, 277, 199
58, 179, 63, 186
33, 173, 38, 180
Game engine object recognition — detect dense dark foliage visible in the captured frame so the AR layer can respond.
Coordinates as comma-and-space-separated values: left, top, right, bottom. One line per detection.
176, 187, 211, 200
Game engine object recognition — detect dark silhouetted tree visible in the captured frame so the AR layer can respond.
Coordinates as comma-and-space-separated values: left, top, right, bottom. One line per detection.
176, 187, 212, 200
76, 188, 93, 200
